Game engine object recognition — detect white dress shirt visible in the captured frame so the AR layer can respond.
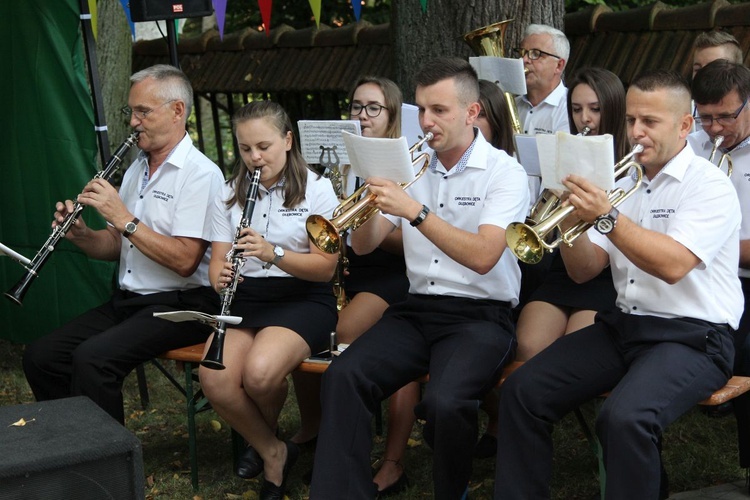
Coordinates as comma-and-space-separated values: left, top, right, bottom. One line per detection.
515, 81, 570, 136
588, 144, 743, 328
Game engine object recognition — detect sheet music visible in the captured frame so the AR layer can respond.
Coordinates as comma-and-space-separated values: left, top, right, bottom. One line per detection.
514, 135, 541, 177
469, 56, 527, 95
0, 241, 31, 266
401, 103, 423, 147
298, 120, 361, 164
538, 132, 615, 192
342, 131, 415, 183
153, 311, 243, 326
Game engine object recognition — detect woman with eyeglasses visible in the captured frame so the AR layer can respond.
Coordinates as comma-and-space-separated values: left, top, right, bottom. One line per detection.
291, 77, 412, 495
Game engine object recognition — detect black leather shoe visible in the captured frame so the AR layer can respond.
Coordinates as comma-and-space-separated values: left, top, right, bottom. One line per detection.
259, 440, 300, 500
473, 432, 498, 459
236, 445, 263, 479
375, 470, 409, 498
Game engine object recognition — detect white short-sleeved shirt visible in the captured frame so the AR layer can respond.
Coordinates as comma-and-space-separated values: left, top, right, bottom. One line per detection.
515, 81, 570, 136
688, 129, 750, 278
588, 144, 743, 328
211, 170, 339, 278
118, 133, 223, 294
382, 132, 530, 305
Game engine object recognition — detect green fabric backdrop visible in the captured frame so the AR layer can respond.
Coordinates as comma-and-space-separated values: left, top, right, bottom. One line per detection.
0, 0, 116, 342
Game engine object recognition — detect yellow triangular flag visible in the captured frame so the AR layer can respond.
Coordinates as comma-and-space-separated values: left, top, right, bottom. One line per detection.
308, 0, 321, 28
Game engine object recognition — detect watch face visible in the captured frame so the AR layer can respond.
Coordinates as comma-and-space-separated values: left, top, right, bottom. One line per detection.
125, 222, 136, 233
595, 217, 615, 234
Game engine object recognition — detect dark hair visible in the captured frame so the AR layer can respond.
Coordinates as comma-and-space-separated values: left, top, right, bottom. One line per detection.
566, 67, 628, 159
228, 101, 309, 209
693, 30, 743, 65
477, 80, 515, 155
692, 59, 750, 105
413, 57, 479, 106
348, 76, 403, 138
630, 69, 691, 115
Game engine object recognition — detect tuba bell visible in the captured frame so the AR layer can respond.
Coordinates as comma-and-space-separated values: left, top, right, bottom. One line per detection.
306, 133, 433, 255
463, 20, 524, 135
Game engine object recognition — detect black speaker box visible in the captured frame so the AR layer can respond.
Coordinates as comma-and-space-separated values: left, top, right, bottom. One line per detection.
129, 0, 213, 22
0, 396, 145, 500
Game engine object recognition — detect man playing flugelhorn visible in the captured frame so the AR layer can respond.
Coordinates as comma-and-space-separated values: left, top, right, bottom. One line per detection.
496, 70, 743, 500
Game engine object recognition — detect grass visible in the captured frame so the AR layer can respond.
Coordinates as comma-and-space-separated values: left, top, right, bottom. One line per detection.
0, 338, 745, 499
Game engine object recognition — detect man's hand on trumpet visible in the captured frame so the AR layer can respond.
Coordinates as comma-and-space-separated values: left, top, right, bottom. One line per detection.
562, 174, 612, 225
364, 176, 423, 222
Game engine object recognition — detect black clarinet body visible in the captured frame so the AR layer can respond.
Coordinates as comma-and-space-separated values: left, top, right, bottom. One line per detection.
201, 167, 262, 370
5, 131, 140, 306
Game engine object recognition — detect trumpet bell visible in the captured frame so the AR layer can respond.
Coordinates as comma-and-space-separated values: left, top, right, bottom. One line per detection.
506, 222, 545, 265
306, 214, 342, 254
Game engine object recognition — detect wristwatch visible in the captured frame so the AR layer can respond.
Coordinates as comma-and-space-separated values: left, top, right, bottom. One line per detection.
123, 217, 140, 238
410, 205, 430, 227
594, 207, 619, 235
263, 245, 285, 269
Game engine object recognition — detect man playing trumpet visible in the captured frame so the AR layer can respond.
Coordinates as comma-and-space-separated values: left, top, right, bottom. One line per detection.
495, 70, 743, 499
310, 57, 529, 500
690, 59, 750, 475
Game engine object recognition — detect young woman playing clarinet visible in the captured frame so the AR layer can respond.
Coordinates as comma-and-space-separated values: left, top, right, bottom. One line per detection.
515, 66, 627, 362
199, 101, 339, 500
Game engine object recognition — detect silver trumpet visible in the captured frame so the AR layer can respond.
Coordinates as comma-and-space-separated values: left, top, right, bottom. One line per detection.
709, 135, 733, 177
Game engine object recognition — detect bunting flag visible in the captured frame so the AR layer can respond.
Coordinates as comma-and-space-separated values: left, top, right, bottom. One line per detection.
118, 0, 136, 39
213, 0, 227, 39
87, 0, 97, 38
258, 0, 272, 35
308, 0, 321, 28
351, 0, 361, 21
420, 0, 427, 13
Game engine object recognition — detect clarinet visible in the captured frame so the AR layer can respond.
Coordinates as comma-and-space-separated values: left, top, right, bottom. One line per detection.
5, 131, 140, 306
201, 167, 262, 370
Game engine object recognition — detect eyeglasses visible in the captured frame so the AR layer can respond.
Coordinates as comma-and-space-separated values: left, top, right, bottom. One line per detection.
350, 103, 387, 118
513, 47, 561, 60
120, 99, 176, 120
697, 99, 748, 127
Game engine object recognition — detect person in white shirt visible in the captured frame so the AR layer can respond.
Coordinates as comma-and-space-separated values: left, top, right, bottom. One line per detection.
22, 64, 223, 425
310, 57, 529, 500
495, 69, 743, 500
513, 24, 570, 136
198, 100, 339, 500
690, 59, 750, 472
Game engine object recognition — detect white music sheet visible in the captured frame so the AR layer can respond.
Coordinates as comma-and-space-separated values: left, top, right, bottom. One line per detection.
342, 131, 415, 183
469, 56, 527, 95
538, 132, 615, 192
298, 120, 361, 164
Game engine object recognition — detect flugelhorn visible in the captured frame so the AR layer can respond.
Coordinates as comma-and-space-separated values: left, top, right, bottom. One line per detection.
709, 135, 733, 177
201, 167, 262, 370
306, 133, 433, 255
5, 131, 140, 306
526, 127, 591, 226
506, 144, 644, 265
463, 20, 524, 134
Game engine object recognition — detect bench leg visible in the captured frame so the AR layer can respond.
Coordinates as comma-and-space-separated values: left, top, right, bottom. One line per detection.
135, 364, 150, 410
184, 360, 200, 491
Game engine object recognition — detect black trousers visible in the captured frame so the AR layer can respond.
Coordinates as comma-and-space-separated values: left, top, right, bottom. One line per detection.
310, 294, 516, 500
494, 309, 733, 500
22, 287, 217, 423
732, 277, 750, 466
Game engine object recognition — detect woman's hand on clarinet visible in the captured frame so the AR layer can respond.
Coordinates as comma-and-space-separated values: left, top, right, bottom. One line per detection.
216, 260, 243, 293
53, 200, 89, 238
235, 227, 275, 265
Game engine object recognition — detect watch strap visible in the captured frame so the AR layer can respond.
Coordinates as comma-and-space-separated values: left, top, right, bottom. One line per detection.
410, 205, 430, 227
122, 217, 140, 238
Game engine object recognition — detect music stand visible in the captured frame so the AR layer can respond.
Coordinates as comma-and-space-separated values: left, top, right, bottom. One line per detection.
0, 241, 31, 268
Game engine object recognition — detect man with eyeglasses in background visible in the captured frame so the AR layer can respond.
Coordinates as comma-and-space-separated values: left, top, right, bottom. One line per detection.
513, 24, 570, 136
23, 64, 223, 424
690, 59, 750, 484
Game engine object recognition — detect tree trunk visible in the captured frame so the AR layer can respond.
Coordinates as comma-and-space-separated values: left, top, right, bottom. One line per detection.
95, 0, 132, 163
391, 0, 564, 102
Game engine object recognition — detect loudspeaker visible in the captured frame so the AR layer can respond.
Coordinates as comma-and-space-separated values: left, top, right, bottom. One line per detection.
129, 0, 213, 22
0, 396, 144, 500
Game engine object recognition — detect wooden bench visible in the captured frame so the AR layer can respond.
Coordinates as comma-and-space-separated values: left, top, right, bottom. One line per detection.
149, 344, 750, 493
